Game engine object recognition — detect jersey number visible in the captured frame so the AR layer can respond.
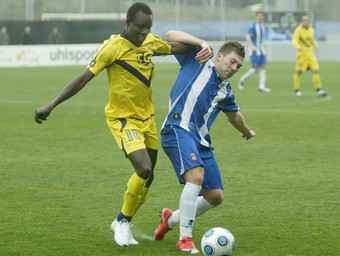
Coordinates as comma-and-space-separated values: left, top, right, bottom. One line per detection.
125, 130, 142, 141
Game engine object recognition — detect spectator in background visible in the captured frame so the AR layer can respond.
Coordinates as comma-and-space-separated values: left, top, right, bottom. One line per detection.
47, 27, 64, 44
22, 26, 35, 45
0, 26, 10, 45
238, 11, 271, 93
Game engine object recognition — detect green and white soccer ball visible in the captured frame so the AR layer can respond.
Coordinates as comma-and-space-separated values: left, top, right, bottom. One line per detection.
201, 227, 236, 256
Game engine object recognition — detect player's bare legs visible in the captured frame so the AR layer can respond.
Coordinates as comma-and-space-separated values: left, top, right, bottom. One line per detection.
112, 148, 156, 246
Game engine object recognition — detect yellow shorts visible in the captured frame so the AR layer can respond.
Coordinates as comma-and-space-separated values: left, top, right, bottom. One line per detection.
106, 116, 158, 155
295, 53, 319, 72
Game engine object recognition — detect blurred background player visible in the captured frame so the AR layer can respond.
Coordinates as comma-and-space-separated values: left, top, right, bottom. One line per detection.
238, 11, 271, 93
154, 33, 255, 254
292, 14, 327, 97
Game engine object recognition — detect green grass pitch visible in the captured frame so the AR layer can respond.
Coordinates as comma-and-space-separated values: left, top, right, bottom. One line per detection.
1, 62, 339, 256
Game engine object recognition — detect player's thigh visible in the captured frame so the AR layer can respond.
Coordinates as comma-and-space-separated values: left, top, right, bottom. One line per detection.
259, 54, 267, 67
309, 54, 320, 71
295, 54, 308, 72
106, 118, 147, 156
250, 54, 261, 68
200, 147, 223, 191
183, 166, 204, 185
143, 116, 158, 151
161, 127, 204, 185
251, 54, 266, 69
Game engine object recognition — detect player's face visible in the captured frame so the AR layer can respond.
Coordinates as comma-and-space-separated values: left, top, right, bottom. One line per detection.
126, 11, 153, 47
302, 15, 310, 28
256, 12, 264, 23
215, 51, 243, 80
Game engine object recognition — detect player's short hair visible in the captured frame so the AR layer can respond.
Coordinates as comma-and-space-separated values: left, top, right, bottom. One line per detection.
255, 11, 265, 16
218, 41, 245, 58
126, 2, 153, 22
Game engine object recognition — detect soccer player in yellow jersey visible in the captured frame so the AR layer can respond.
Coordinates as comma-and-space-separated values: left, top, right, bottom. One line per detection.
292, 14, 327, 97
34, 2, 212, 247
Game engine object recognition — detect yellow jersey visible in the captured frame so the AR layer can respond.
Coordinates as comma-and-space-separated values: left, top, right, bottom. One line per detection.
88, 30, 172, 121
292, 25, 318, 54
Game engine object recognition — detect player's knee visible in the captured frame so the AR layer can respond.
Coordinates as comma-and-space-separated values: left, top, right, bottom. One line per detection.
205, 190, 224, 206
135, 164, 152, 179
183, 166, 204, 185
211, 193, 224, 206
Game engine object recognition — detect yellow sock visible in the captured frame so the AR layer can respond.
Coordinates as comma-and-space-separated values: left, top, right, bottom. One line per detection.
121, 172, 147, 217
312, 73, 322, 90
131, 186, 150, 216
293, 73, 301, 91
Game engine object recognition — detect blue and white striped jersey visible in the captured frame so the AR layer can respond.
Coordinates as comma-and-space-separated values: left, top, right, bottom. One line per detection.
161, 48, 239, 148
247, 21, 266, 56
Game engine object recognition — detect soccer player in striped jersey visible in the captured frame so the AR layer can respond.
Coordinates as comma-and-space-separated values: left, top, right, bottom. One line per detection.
154, 31, 256, 254
292, 14, 327, 97
34, 3, 212, 248
238, 11, 271, 92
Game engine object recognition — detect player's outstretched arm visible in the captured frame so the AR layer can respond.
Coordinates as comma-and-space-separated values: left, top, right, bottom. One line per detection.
166, 30, 212, 64
34, 69, 95, 124
226, 111, 256, 140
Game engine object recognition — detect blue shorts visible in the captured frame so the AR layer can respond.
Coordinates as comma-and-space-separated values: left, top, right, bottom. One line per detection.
250, 53, 267, 68
161, 126, 223, 190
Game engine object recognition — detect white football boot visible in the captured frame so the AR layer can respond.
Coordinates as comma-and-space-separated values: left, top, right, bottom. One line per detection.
110, 219, 139, 246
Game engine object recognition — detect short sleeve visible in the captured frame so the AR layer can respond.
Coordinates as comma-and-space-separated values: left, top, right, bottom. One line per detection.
150, 33, 172, 56
87, 36, 118, 75
219, 86, 239, 113
175, 47, 199, 67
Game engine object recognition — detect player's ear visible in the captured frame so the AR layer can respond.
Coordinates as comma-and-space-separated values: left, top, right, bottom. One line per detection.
216, 52, 223, 62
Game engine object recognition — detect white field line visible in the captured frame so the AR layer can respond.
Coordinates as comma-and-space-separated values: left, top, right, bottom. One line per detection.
0, 99, 105, 106
248, 108, 340, 115
1, 96, 338, 115
242, 96, 340, 115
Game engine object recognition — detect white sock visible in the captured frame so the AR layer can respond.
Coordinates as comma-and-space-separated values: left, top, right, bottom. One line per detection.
168, 209, 179, 229
168, 196, 214, 229
179, 182, 201, 239
259, 69, 267, 89
196, 196, 215, 216
240, 68, 255, 82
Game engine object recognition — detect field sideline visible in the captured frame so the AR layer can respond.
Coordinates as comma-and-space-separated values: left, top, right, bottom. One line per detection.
1, 62, 339, 256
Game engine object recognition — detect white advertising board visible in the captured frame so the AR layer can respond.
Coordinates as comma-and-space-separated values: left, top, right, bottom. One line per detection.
0, 42, 339, 68
0, 44, 99, 67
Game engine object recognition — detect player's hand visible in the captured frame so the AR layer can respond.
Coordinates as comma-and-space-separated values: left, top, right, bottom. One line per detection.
34, 105, 53, 124
241, 130, 256, 140
195, 41, 213, 64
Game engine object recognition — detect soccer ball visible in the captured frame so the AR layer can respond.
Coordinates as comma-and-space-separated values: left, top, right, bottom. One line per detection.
201, 227, 236, 256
